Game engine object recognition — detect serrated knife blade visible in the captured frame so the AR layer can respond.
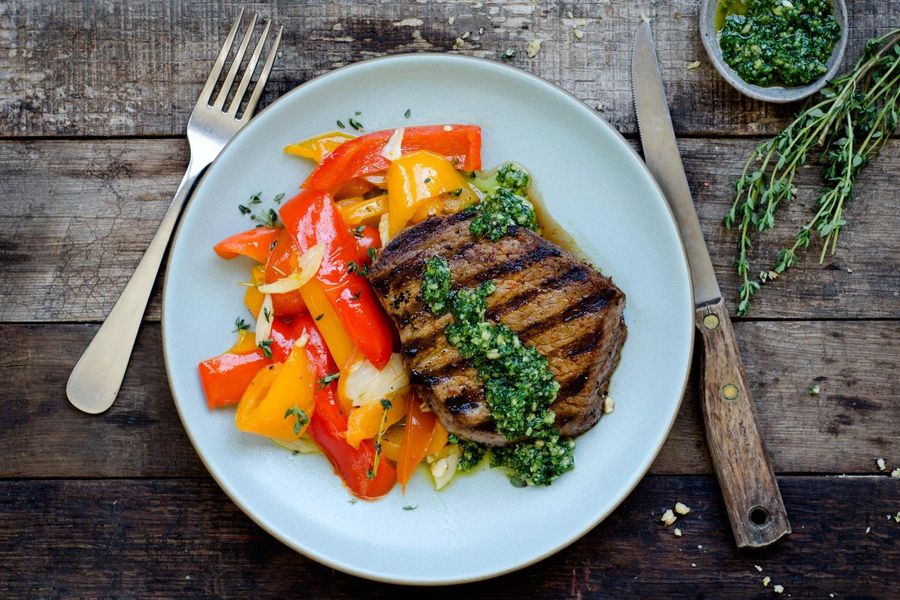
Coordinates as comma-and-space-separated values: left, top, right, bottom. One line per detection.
632, 22, 721, 306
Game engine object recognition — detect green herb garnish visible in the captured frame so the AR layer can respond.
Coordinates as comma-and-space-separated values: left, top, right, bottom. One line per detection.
724, 29, 900, 315
238, 204, 251, 215
284, 404, 309, 436
404, 108, 412, 118
258, 339, 274, 359
233, 317, 250, 332
321, 372, 340, 386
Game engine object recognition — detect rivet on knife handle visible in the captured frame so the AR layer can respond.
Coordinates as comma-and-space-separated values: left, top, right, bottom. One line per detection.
696, 299, 791, 548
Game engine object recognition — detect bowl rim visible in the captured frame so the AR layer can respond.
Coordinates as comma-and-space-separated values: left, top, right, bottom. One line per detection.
160, 52, 696, 585
699, 0, 849, 103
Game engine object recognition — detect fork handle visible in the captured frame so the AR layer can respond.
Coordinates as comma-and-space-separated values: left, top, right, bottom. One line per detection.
67, 161, 203, 414
696, 298, 790, 548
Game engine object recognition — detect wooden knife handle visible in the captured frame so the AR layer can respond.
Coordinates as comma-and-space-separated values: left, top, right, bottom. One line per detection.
695, 298, 790, 548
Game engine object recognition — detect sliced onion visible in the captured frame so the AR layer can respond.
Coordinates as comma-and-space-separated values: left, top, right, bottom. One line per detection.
363, 174, 387, 188
342, 352, 409, 407
256, 244, 324, 294
378, 212, 390, 247
430, 444, 462, 490
379, 127, 405, 161
272, 436, 319, 454
255, 293, 274, 345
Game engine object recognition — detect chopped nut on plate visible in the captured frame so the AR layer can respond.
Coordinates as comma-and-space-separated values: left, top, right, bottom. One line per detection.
876, 457, 886, 471
602, 396, 615, 414
687, 61, 701, 70
773, 584, 784, 594
892, 468, 900, 478
525, 39, 542, 58
660, 509, 677, 526
673, 527, 682, 537
674, 501, 690, 515
763, 576, 771, 587
754, 565, 763, 572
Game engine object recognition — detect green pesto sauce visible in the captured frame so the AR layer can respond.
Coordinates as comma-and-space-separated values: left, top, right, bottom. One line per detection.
469, 163, 539, 242
718, 0, 840, 87
448, 434, 488, 472
422, 256, 574, 486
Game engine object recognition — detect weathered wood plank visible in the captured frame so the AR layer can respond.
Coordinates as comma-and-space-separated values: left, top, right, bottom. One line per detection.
2, 0, 898, 138
1, 321, 896, 478
0, 476, 895, 597
2, 138, 897, 322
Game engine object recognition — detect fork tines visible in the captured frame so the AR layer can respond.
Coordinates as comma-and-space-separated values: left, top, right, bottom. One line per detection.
199, 8, 282, 121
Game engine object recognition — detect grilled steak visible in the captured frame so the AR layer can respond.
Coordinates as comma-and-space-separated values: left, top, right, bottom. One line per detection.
369, 212, 626, 446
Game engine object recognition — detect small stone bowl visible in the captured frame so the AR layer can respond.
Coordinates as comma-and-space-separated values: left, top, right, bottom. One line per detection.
699, 0, 848, 103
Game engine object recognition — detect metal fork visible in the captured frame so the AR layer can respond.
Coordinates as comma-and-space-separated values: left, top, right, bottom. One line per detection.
67, 9, 283, 414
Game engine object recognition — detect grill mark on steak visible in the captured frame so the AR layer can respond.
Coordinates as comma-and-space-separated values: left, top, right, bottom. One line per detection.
518, 288, 616, 340
370, 213, 627, 446
485, 264, 590, 320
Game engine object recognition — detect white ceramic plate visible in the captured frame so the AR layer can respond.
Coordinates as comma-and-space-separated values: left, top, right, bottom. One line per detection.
163, 54, 693, 585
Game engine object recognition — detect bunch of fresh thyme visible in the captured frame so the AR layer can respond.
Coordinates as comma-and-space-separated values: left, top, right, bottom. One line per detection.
724, 29, 900, 315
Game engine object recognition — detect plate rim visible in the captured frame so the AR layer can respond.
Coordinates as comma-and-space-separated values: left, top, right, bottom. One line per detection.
161, 52, 695, 585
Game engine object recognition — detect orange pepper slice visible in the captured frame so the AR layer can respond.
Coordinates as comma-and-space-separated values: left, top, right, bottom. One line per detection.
345, 394, 409, 448
284, 131, 355, 163
425, 420, 448, 457
396, 394, 437, 490
235, 342, 316, 442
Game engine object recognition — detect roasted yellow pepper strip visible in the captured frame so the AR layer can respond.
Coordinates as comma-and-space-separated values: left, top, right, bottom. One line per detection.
244, 265, 266, 318
228, 329, 258, 354
387, 150, 470, 237
345, 394, 409, 449
235, 342, 316, 442
336, 194, 388, 226
299, 279, 355, 367
283, 131, 355, 163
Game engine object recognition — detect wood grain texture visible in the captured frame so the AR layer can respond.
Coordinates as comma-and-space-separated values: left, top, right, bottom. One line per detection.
0, 475, 896, 597
2, 321, 896, 478
2, 137, 897, 323
695, 300, 788, 548
2, 0, 899, 138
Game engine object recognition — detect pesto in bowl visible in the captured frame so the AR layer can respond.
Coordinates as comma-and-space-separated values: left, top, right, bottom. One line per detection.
718, 0, 841, 87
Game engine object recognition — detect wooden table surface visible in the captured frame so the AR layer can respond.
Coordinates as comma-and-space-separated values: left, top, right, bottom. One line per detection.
2, 1, 898, 597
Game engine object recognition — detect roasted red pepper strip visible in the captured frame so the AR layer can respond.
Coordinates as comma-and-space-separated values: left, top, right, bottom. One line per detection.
198, 350, 270, 409
354, 224, 381, 265
308, 386, 397, 499
264, 229, 308, 318
292, 315, 396, 499
213, 227, 280, 263
280, 190, 393, 369
303, 125, 482, 195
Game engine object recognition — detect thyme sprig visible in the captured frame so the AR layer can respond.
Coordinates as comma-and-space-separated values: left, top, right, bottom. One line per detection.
724, 29, 900, 315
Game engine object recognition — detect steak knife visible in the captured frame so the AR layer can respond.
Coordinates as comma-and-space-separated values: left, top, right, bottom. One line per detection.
632, 22, 790, 548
